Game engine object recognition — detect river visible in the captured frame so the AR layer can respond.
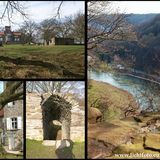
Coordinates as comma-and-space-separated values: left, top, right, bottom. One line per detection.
89, 70, 160, 111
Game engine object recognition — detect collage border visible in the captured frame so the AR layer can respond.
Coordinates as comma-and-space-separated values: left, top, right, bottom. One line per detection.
0, 0, 88, 159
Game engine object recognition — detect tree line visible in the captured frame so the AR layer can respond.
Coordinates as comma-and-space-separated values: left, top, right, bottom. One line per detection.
0, 1, 84, 45
16, 12, 84, 45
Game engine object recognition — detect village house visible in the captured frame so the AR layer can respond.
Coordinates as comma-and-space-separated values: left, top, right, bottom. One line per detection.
0, 26, 22, 44
2, 100, 23, 151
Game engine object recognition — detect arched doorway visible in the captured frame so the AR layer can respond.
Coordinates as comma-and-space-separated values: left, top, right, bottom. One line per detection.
41, 94, 72, 140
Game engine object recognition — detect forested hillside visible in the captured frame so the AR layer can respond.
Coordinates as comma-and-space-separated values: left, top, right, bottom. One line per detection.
93, 14, 160, 76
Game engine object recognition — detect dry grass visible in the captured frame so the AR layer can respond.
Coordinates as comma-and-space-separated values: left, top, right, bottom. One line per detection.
0, 45, 85, 78
88, 80, 138, 120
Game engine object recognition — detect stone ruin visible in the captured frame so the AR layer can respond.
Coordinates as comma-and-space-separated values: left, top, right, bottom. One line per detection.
41, 93, 72, 140
26, 92, 84, 144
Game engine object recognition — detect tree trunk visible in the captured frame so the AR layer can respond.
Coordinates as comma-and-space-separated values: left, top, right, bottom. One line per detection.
0, 81, 23, 110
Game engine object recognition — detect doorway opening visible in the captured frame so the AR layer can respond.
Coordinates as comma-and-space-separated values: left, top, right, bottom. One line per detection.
41, 94, 71, 140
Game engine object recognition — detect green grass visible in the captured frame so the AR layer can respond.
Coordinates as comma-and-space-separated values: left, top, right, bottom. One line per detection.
0, 145, 23, 159
0, 44, 84, 78
26, 139, 85, 159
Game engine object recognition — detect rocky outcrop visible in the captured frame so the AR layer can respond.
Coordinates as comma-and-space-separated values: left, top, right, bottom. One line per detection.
88, 107, 102, 124
88, 119, 139, 158
89, 116, 160, 158
88, 80, 141, 158
88, 138, 116, 158
137, 113, 160, 134
143, 133, 160, 151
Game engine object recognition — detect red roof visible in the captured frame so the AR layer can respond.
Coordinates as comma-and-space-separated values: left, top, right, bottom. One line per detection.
13, 32, 21, 36
0, 32, 4, 36
0, 109, 4, 117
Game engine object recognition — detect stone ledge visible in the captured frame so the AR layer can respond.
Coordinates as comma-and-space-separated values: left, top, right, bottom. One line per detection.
3, 146, 22, 155
42, 140, 60, 146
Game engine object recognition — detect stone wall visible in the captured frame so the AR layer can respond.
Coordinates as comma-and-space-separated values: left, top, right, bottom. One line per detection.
71, 108, 85, 141
4, 100, 23, 118
26, 93, 43, 140
3, 100, 23, 151
26, 93, 85, 142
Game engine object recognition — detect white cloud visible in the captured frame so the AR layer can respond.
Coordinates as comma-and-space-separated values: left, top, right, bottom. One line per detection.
0, 1, 84, 30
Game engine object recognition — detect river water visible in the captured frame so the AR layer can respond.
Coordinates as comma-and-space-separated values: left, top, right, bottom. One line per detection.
89, 70, 160, 111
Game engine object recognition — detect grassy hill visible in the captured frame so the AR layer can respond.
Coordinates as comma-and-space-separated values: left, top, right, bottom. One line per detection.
0, 45, 84, 78
88, 80, 139, 121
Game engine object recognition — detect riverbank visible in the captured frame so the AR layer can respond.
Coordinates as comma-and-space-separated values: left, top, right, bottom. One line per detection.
117, 68, 160, 84
89, 63, 160, 84
88, 80, 160, 159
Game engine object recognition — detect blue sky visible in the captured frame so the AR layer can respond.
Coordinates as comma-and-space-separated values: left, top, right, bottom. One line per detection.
0, 82, 3, 93
0, 1, 84, 30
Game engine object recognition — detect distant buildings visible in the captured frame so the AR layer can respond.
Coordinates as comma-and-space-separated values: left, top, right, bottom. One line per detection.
46, 37, 75, 45
45, 37, 84, 46
0, 26, 84, 46
0, 26, 22, 44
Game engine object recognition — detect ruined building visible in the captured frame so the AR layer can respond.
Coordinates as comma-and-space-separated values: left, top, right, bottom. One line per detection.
26, 93, 84, 144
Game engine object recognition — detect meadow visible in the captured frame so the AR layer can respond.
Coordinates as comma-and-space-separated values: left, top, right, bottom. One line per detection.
26, 139, 85, 159
0, 45, 85, 78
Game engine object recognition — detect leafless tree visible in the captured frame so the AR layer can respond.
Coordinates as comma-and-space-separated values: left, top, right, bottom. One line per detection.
88, 1, 136, 50
56, 21, 70, 38
54, 1, 63, 19
67, 12, 85, 44
38, 19, 59, 45
20, 20, 37, 44
0, 1, 28, 23
55, 12, 84, 43
0, 1, 64, 23
134, 84, 160, 112
26, 81, 84, 97
0, 81, 23, 110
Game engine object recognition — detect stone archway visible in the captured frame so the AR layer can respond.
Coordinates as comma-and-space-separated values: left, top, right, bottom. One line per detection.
41, 94, 72, 141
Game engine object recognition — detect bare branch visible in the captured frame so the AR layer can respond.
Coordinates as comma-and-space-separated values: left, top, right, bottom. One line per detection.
0, 1, 28, 24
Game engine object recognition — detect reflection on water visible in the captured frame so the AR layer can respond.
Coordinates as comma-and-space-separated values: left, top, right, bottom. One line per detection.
89, 70, 160, 110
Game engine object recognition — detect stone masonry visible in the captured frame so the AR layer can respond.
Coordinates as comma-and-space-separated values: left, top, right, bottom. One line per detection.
26, 93, 84, 142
